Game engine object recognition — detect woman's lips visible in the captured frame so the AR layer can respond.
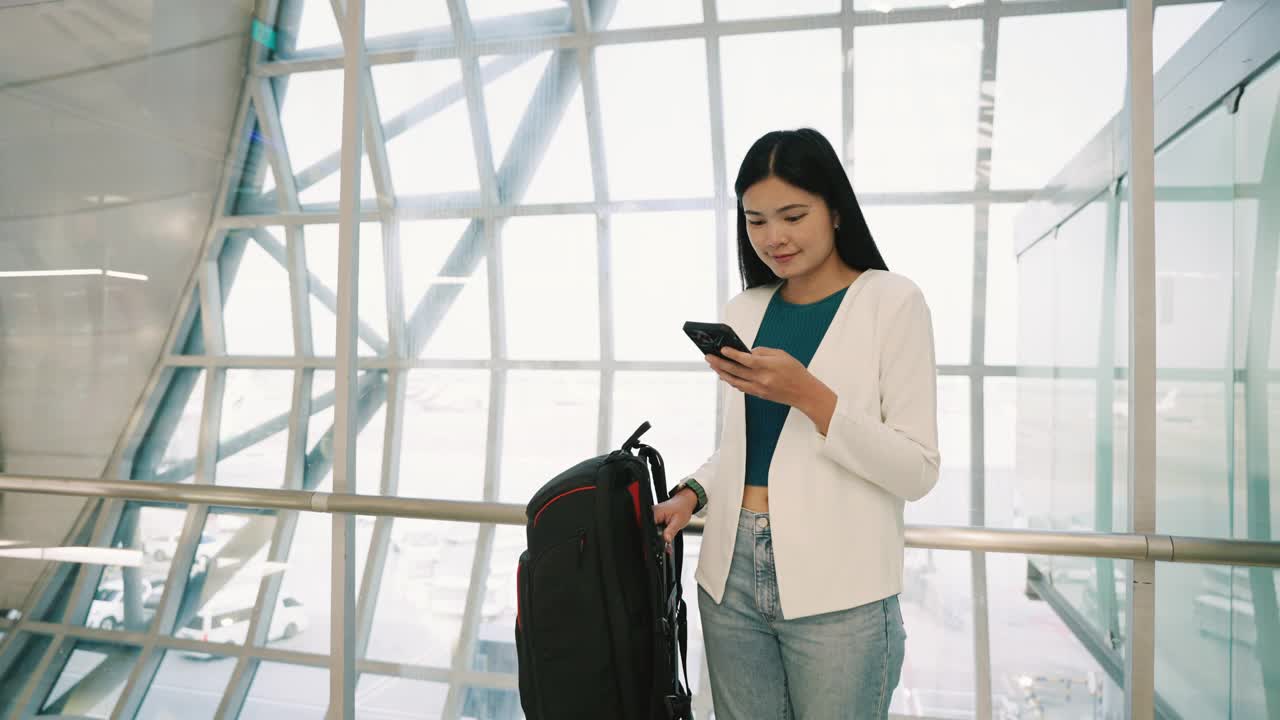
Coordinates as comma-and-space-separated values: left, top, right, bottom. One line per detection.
773, 252, 797, 264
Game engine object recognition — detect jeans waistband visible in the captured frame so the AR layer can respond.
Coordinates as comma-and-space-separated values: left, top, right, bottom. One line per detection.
738, 507, 770, 534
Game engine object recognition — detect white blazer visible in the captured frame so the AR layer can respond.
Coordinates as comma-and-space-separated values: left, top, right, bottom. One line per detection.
688, 269, 940, 619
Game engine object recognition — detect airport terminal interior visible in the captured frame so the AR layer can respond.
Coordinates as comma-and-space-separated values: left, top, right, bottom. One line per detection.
0, 0, 1278, 717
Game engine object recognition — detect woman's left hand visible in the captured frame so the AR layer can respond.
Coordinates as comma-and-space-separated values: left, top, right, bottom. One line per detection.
708, 347, 823, 410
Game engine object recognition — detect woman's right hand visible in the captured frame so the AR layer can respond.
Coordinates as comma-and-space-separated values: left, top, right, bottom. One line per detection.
653, 488, 698, 544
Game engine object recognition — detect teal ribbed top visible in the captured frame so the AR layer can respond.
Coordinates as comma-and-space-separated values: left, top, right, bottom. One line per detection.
744, 284, 850, 487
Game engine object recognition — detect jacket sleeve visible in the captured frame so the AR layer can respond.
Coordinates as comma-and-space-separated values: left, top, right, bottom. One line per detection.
817, 284, 940, 502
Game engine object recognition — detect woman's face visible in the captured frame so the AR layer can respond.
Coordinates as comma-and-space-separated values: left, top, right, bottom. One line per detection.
741, 175, 840, 282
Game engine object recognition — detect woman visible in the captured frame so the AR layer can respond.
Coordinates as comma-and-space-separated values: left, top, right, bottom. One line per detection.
653, 128, 940, 719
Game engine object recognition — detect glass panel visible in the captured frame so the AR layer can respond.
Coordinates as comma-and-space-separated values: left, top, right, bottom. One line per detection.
612, 371, 718, 475
727, 211, 745, 302
366, 0, 451, 41
1150, 116, 1235, 720
1229, 568, 1280, 719
985, 204, 1020, 366
224, 229, 295, 356
399, 219, 491, 359
135, 368, 205, 482
856, 0, 954, 11
596, 40, 713, 201
320, 396, 385, 497
303, 370, 390, 496
499, 370, 599, 503
991, 11, 1126, 190
716, 0, 838, 21
467, 0, 565, 22
366, 519, 479, 668
612, 211, 718, 361
907, 377, 970, 526
605, 0, 702, 29
216, 369, 293, 489
1152, 100, 1234, 553
83, 505, 186, 634
1230, 57, 1280, 720
988, 553, 1127, 718
459, 687, 522, 720
399, 369, 490, 501
1017, 236, 1054, 367
1153, 3, 1221, 73
170, 511, 278, 650
482, 51, 553, 173
892, 549, 975, 717
304, 369, 337, 487
502, 215, 599, 360
1013, 372, 1053, 553
372, 59, 479, 197
521, 81, 594, 205
1050, 379, 1097, 532
135, 649, 234, 719
984, 377, 1016, 527
276, 70, 378, 206
862, 205, 974, 365
720, 30, 841, 192
853, 21, 982, 192
466, 523, 525, 670
262, 512, 332, 655
355, 675, 450, 719
305, 223, 386, 357
292, 0, 342, 51
1158, 563, 1234, 718
38, 641, 140, 717
1054, 199, 1109, 368
241, 662, 328, 719
0, 634, 53, 716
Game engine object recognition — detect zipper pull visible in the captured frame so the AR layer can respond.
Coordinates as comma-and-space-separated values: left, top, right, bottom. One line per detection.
577, 529, 587, 568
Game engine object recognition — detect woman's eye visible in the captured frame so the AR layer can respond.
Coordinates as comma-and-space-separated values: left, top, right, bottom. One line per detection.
747, 220, 765, 227
785, 215, 805, 223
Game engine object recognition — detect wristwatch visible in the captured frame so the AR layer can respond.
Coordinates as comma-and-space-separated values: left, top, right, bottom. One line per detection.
669, 479, 707, 514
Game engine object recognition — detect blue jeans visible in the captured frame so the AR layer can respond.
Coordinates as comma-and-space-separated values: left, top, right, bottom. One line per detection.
697, 509, 906, 719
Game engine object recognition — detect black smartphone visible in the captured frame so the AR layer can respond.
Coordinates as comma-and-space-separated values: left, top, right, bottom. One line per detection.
682, 321, 751, 360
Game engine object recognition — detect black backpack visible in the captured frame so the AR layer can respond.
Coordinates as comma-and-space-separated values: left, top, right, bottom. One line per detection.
515, 422, 694, 720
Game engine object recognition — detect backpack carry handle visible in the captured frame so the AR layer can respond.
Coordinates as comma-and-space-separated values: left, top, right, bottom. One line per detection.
622, 421, 651, 453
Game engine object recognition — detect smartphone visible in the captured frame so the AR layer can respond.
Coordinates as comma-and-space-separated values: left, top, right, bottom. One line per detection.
682, 321, 751, 360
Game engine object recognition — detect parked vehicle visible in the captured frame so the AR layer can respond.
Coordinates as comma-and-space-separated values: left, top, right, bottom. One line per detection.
174, 596, 309, 657
87, 579, 155, 630
144, 532, 226, 568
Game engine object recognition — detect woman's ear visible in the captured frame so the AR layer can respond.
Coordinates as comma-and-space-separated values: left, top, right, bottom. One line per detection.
832, 210, 841, 231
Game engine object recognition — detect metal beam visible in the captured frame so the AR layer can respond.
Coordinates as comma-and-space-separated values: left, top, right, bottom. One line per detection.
1124, 0, 1157, 714
440, 1, 504, 714
570, 0, 614, 458
251, 229, 389, 354
967, 4, 1000, 717
330, 0, 365, 713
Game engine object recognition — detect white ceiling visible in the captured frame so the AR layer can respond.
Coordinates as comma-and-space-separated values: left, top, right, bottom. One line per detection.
0, 0, 257, 476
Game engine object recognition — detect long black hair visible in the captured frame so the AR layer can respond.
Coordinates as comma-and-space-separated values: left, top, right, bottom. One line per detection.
734, 128, 887, 290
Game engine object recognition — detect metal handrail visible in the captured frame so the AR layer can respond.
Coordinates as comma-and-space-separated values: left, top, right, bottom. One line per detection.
2, 473, 1279, 568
